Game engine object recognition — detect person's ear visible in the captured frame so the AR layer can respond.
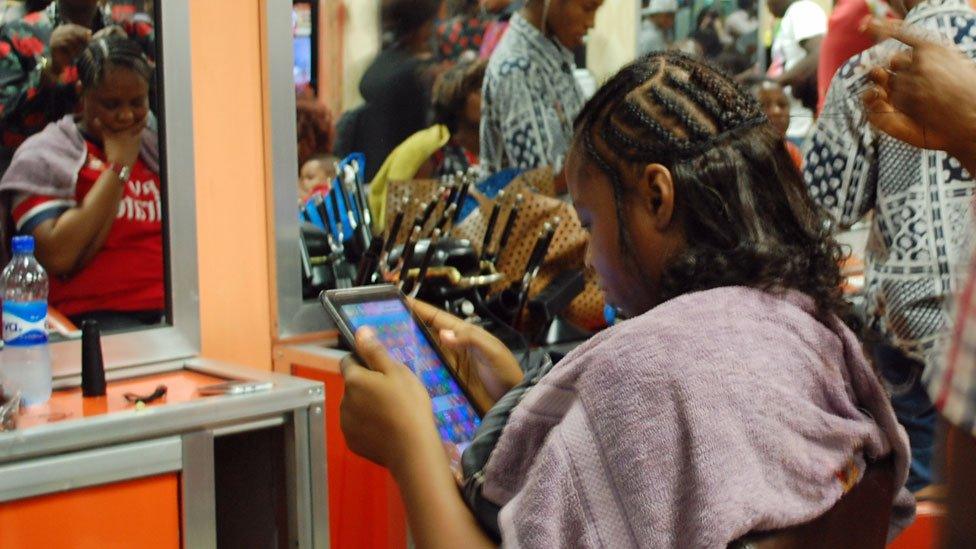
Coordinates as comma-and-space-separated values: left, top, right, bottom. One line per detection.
638, 163, 676, 231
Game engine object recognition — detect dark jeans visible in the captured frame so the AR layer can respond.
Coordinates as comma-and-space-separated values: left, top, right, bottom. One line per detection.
873, 342, 937, 492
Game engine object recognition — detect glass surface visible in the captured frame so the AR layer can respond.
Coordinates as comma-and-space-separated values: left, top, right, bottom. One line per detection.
0, 1, 170, 340
340, 298, 481, 453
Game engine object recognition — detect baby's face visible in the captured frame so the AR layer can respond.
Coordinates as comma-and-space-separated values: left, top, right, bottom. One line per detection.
300, 160, 333, 193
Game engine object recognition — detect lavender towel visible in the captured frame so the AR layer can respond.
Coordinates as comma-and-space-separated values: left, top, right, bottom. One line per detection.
0, 114, 158, 199
482, 286, 915, 548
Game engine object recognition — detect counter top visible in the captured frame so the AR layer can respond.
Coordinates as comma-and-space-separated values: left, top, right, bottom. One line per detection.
0, 358, 324, 464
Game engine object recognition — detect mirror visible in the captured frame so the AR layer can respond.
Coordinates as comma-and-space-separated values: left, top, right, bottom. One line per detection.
0, 0, 183, 343
270, 0, 763, 339
0, 0, 200, 378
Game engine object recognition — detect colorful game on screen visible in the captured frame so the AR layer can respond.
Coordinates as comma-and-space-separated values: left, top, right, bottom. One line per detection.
341, 300, 482, 454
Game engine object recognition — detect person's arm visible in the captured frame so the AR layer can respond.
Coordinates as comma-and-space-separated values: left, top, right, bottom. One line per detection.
29, 118, 144, 276
861, 19, 976, 175
803, 57, 878, 229
339, 328, 496, 549
0, 23, 91, 124
777, 35, 822, 88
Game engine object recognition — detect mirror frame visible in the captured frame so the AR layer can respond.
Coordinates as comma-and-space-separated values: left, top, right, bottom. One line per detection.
267, 0, 335, 339
51, 0, 200, 382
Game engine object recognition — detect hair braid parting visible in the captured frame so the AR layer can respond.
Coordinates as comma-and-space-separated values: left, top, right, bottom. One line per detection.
77, 36, 153, 89
572, 51, 852, 323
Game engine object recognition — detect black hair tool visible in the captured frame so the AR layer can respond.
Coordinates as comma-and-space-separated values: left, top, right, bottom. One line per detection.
408, 228, 441, 297
479, 190, 504, 262
350, 160, 373, 232
384, 197, 409, 256
493, 193, 523, 264
434, 203, 457, 236
397, 225, 422, 290
418, 190, 442, 232
355, 233, 385, 286
514, 219, 559, 329
444, 183, 459, 212
453, 180, 471, 223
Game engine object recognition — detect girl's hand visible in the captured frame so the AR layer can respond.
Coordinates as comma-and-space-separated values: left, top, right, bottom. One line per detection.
409, 299, 523, 412
99, 117, 146, 168
339, 327, 441, 470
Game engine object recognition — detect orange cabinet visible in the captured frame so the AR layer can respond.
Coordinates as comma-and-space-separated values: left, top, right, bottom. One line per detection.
0, 475, 181, 549
280, 343, 408, 549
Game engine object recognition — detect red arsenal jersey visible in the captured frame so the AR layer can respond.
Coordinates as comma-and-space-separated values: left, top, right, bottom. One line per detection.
12, 140, 164, 317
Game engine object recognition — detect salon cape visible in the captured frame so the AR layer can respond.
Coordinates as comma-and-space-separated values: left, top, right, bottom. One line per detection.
0, 114, 159, 200
480, 286, 915, 547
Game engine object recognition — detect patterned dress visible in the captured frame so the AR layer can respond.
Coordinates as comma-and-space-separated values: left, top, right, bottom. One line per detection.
0, 3, 154, 173
804, 0, 976, 366
479, 13, 584, 173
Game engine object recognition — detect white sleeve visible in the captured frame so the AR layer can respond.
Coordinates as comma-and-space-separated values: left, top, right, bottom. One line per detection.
787, 1, 828, 43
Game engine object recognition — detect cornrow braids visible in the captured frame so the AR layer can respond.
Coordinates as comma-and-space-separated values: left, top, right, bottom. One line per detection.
572, 51, 851, 324
77, 36, 153, 90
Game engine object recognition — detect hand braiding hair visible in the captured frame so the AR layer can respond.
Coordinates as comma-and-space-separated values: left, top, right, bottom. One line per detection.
572, 52, 851, 323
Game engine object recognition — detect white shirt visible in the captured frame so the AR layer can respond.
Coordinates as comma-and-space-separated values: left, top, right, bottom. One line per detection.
638, 19, 671, 55
771, 0, 827, 71
769, 0, 827, 138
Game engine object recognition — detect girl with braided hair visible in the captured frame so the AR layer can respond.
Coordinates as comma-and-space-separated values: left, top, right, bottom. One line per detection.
338, 53, 913, 547
0, 36, 162, 329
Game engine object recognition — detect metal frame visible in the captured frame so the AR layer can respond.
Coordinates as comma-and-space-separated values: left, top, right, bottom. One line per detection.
0, 360, 327, 548
0, 436, 181, 502
50, 0, 200, 380
267, 0, 336, 338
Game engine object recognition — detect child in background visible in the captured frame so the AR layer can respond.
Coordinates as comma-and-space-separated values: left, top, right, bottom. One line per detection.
753, 79, 804, 170
298, 153, 338, 203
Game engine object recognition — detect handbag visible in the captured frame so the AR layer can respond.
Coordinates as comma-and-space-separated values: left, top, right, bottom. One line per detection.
453, 168, 606, 332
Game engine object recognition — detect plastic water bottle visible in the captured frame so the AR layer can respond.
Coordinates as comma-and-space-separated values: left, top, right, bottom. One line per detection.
1, 236, 51, 405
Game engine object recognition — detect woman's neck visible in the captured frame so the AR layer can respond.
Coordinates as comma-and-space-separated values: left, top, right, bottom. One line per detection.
58, 1, 99, 26
520, 2, 548, 35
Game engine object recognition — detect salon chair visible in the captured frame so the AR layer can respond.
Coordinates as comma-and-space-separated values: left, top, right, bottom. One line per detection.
731, 455, 896, 548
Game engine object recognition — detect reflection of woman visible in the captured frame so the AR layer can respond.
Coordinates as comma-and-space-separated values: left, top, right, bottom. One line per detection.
339, 53, 913, 546
368, 59, 487, 229
355, 0, 440, 181
479, 0, 600, 173
0, 37, 162, 329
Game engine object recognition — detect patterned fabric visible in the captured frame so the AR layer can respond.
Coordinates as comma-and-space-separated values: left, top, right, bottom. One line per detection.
479, 13, 584, 173
435, 13, 491, 62
930, 255, 976, 437
0, 2, 155, 173
804, 0, 976, 367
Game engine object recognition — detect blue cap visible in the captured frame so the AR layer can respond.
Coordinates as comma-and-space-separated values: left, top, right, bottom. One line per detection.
11, 235, 34, 254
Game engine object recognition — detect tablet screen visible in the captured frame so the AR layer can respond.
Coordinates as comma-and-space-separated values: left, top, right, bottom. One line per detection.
340, 299, 482, 454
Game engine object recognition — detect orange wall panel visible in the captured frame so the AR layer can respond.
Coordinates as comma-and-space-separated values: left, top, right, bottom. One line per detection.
190, 0, 274, 370
0, 474, 181, 548
293, 364, 408, 549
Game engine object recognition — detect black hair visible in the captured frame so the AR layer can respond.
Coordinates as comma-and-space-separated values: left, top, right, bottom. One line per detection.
572, 52, 850, 321
381, 0, 440, 45
77, 36, 153, 90
431, 57, 488, 132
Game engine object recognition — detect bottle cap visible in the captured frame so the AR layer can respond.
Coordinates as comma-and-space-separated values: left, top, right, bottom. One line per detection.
81, 320, 106, 397
11, 236, 34, 254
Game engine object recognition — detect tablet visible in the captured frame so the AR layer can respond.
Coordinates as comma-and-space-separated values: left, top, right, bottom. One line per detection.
321, 285, 482, 466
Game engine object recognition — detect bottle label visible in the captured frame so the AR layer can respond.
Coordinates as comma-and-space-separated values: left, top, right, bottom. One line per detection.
3, 300, 48, 347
